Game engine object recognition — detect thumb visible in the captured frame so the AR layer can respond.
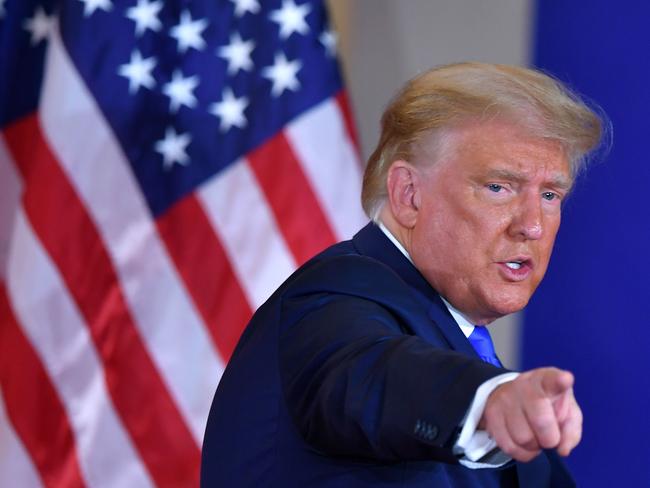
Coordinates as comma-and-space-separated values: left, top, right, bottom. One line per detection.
540, 368, 574, 397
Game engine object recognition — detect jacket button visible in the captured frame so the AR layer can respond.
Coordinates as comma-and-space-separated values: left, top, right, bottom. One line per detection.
414, 419, 439, 441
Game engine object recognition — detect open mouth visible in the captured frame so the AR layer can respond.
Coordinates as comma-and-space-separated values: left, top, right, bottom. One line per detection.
505, 261, 523, 270
498, 258, 533, 281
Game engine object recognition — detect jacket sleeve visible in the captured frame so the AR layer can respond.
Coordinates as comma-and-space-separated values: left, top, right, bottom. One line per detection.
277, 256, 505, 463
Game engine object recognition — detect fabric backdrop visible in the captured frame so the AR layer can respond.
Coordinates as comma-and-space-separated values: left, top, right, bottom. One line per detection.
524, 2, 650, 486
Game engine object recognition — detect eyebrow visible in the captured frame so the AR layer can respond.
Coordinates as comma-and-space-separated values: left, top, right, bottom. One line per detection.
484, 169, 573, 191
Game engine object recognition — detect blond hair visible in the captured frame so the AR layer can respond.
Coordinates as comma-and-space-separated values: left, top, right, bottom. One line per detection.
361, 62, 606, 220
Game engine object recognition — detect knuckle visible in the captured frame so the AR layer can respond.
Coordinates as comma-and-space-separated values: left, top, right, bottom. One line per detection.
512, 430, 536, 449
499, 439, 519, 458
567, 434, 580, 448
528, 397, 550, 415
540, 429, 561, 448
528, 399, 554, 423
565, 425, 582, 445
531, 412, 554, 431
532, 416, 560, 447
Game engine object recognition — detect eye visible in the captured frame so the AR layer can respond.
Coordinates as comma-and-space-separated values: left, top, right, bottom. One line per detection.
487, 183, 503, 193
542, 191, 559, 201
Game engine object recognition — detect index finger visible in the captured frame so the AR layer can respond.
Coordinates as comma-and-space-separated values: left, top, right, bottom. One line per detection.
540, 369, 574, 397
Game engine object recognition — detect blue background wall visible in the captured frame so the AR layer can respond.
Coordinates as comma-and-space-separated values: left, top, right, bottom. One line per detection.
524, 2, 650, 485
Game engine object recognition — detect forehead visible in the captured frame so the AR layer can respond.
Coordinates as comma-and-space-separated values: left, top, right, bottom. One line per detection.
419, 119, 572, 186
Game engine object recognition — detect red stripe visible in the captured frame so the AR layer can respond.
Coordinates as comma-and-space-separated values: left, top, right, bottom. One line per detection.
335, 90, 362, 160
3, 115, 200, 488
0, 284, 87, 488
247, 133, 337, 265
157, 194, 252, 361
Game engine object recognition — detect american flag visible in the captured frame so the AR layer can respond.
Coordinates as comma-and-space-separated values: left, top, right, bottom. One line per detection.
0, 0, 365, 486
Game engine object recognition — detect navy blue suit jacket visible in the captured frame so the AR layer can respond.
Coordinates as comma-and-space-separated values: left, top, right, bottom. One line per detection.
201, 223, 575, 487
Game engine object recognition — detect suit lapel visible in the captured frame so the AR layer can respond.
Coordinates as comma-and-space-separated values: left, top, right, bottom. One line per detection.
352, 223, 479, 359
425, 295, 478, 357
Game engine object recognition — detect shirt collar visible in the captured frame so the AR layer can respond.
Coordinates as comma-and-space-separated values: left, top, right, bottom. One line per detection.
378, 222, 475, 339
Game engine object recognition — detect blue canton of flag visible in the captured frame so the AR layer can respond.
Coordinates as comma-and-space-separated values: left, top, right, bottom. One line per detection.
0, 0, 366, 486
1, 0, 345, 215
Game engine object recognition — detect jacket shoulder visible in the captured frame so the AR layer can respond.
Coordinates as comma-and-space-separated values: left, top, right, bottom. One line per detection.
286, 250, 412, 300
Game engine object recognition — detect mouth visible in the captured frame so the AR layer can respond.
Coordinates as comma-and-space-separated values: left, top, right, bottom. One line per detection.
498, 257, 534, 281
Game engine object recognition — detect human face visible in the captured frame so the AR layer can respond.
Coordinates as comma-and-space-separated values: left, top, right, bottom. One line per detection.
408, 120, 572, 324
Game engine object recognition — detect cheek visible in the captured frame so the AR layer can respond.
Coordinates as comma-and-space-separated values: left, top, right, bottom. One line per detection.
416, 207, 451, 242
535, 240, 555, 279
532, 236, 560, 286
541, 217, 562, 258
411, 218, 464, 275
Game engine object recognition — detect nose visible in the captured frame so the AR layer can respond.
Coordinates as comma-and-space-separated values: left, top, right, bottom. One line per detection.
508, 194, 543, 240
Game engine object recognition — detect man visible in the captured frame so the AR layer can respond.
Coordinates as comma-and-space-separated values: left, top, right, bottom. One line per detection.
201, 62, 604, 487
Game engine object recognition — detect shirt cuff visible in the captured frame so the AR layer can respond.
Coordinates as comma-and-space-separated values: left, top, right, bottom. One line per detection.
453, 372, 519, 469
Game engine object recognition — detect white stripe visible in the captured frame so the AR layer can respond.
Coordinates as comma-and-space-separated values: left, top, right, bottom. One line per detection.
285, 98, 368, 239
6, 210, 154, 488
198, 159, 296, 308
38, 22, 223, 441
0, 390, 43, 488
0, 135, 22, 281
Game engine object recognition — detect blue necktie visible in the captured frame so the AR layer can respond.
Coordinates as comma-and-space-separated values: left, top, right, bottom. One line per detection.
468, 326, 502, 367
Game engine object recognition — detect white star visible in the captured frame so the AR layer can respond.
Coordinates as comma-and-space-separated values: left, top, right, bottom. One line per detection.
261, 52, 302, 97
162, 70, 199, 112
79, 0, 113, 17
319, 28, 337, 57
169, 10, 208, 53
209, 88, 249, 132
217, 32, 255, 75
229, 0, 260, 18
23, 7, 55, 45
118, 50, 157, 94
126, 0, 162, 37
269, 0, 311, 39
155, 127, 191, 170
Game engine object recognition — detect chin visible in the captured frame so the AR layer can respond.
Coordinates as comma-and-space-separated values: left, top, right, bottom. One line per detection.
486, 291, 532, 318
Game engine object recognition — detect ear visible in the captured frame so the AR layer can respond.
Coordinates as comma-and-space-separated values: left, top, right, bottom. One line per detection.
386, 160, 421, 228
